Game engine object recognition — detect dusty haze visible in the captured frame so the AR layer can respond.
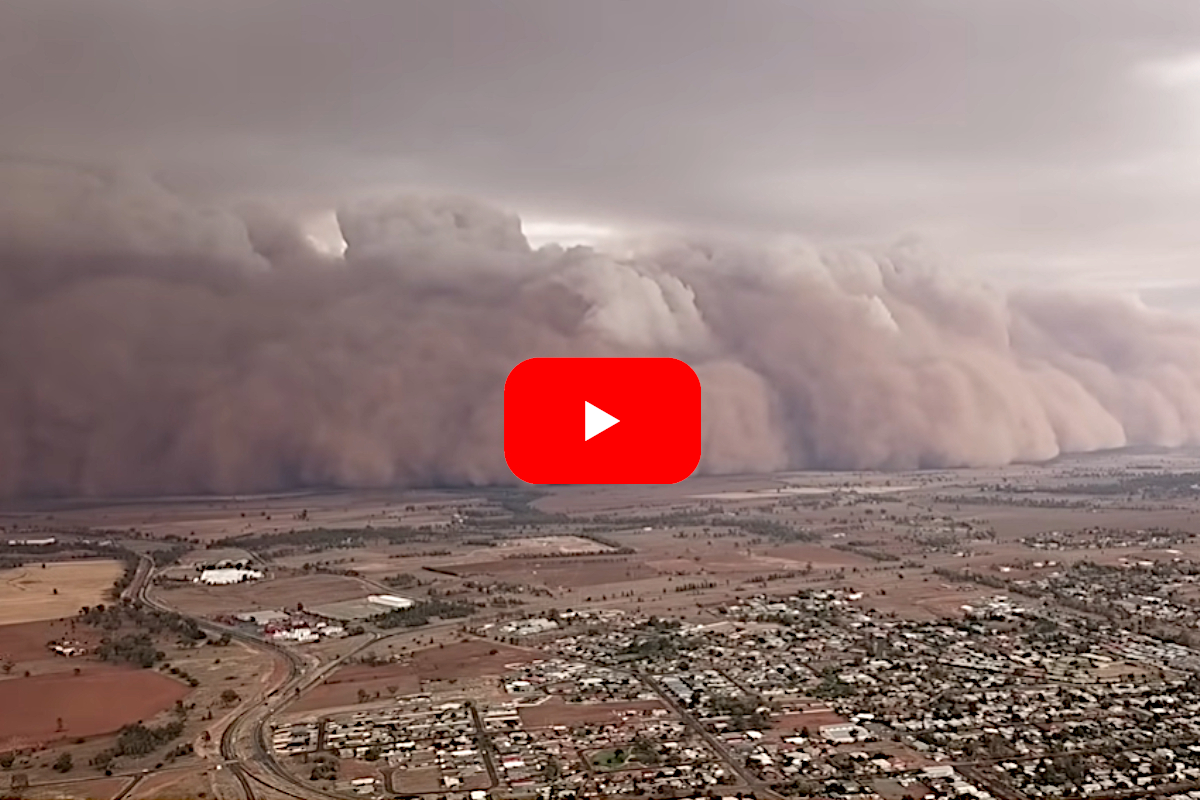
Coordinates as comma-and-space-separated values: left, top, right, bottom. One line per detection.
2, 164, 1200, 497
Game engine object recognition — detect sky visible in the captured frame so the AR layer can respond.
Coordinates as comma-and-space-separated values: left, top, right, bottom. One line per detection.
6, 1, 1200, 305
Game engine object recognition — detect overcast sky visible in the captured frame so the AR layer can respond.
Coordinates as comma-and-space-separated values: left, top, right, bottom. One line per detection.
6, 1, 1200, 303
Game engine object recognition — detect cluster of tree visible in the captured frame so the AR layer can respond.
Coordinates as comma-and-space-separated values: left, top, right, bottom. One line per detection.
108, 551, 142, 599
830, 543, 899, 562
383, 573, 417, 589
542, 753, 563, 781
164, 742, 194, 762
747, 570, 808, 584
708, 693, 772, 731
674, 581, 718, 592
580, 511, 707, 532
91, 720, 186, 769
629, 735, 661, 766
161, 662, 201, 687
728, 518, 819, 542
387, 548, 451, 559
298, 562, 361, 577
934, 493, 1090, 510
811, 669, 857, 699
1, 538, 127, 557
1060, 471, 1200, 499
469, 489, 569, 528
620, 630, 699, 660
96, 633, 164, 668
372, 599, 477, 628
932, 566, 1009, 590
501, 545, 636, 559
79, 603, 205, 643
309, 755, 338, 781
149, 545, 190, 567
219, 525, 427, 553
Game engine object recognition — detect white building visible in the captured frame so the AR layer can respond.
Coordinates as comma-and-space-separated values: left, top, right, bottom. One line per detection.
197, 567, 263, 585
272, 627, 319, 644
367, 594, 415, 610
820, 723, 870, 743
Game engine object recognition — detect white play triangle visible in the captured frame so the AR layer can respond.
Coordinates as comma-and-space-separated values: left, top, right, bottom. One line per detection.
584, 401, 620, 441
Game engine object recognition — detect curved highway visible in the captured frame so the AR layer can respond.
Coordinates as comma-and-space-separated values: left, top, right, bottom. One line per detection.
132, 555, 482, 800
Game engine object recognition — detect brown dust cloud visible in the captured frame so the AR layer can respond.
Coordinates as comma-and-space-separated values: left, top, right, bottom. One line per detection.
2, 163, 1199, 498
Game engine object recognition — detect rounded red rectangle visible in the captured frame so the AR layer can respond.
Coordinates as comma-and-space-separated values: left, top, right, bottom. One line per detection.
504, 357, 701, 484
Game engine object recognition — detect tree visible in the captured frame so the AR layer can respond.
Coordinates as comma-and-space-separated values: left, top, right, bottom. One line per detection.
220, 689, 241, 707
52, 753, 73, 773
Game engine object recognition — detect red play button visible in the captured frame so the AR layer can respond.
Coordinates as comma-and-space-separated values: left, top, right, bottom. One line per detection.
504, 357, 701, 484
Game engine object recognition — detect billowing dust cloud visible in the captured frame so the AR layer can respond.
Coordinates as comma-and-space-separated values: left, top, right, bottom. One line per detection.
2, 163, 1199, 497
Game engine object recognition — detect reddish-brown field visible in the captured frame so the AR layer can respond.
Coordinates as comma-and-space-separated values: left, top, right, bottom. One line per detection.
292, 667, 423, 712
851, 574, 996, 620
0, 668, 190, 747
295, 641, 537, 712
772, 708, 847, 732
0, 617, 100, 662
406, 640, 538, 679
519, 698, 666, 728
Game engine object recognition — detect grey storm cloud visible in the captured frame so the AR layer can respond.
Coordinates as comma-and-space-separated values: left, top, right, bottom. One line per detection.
3, 164, 1200, 497
6, 0, 1200, 286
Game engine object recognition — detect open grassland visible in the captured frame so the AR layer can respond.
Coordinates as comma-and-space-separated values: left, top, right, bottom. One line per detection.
0, 559, 123, 626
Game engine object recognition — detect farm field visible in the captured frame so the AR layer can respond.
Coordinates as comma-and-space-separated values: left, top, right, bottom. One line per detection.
0, 490, 474, 542
0, 668, 190, 748
153, 572, 371, 617
0, 617, 94, 662
0, 560, 124, 626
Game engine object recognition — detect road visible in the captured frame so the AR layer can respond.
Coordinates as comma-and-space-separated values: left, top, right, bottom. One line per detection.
133, 555, 492, 800
637, 668, 784, 800
132, 556, 771, 800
